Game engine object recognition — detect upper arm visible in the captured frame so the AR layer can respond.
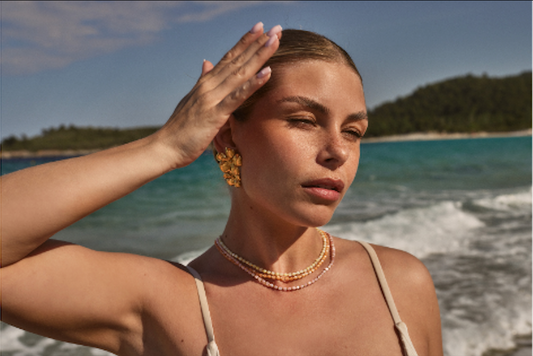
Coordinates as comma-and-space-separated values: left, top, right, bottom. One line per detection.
374, 245, 443, 356
0, 239, 183, 354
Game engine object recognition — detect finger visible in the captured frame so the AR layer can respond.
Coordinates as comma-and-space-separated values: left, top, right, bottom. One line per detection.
203, 23, 268, 81
216, 65, 273, 115
266, 25, 282, 39
219, 22, 265, 65
201, 60, 214, 77
222, 25, 281, 75
212, 32, 279, 103
205, 24, 281, 94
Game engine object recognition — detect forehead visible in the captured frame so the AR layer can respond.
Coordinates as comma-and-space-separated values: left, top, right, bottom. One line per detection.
268, 61, 365, 111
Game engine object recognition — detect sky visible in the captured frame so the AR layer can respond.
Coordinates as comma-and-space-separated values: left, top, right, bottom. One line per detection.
1, 1, 531, 139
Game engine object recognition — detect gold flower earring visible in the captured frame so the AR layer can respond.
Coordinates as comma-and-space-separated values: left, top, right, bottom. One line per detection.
215, 147, 242, 187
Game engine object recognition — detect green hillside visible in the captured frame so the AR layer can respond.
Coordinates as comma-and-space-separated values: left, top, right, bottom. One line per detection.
1, 125, 160, 152
366, 71, 532, 137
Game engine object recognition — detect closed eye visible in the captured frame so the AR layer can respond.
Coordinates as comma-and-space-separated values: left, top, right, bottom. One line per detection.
287, 117, 316, 128
343, 128, 364, 140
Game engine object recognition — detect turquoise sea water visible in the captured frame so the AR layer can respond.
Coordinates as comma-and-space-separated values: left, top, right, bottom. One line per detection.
1, 136, 531, 356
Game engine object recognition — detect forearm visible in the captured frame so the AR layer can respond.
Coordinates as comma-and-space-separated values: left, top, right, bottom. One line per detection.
1, 134, 175, 267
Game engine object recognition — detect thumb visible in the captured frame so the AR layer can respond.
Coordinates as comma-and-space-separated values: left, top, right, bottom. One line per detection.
201, 59, 214, 76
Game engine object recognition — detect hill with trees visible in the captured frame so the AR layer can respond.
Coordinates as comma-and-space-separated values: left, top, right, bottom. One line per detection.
365, 71, 532, 137
1, 125, 159, 152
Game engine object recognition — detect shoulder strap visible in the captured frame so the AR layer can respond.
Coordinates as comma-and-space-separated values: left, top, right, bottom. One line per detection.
358, 241, 419, 356
186, 266, 220, 356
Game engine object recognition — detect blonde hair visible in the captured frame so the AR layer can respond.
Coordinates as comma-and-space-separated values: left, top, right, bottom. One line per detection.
233, 29, 362, 121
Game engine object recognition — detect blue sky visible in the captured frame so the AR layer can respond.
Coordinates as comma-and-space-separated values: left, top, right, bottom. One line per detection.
1, 1, 531, 139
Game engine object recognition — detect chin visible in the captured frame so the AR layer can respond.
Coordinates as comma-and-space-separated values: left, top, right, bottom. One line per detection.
286, 204, 337, 228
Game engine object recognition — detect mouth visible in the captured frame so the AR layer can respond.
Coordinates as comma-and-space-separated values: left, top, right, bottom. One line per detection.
301, 178, 345, 202
301, 178, 345, 192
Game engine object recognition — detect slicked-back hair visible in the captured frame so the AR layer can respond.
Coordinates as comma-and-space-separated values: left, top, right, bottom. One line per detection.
233, 29, 362, 121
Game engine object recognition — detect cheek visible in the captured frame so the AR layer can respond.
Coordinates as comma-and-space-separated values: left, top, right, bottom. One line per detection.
239, 130, 313, 189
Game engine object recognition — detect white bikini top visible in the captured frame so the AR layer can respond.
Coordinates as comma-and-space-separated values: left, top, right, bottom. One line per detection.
186, 241, 419, 356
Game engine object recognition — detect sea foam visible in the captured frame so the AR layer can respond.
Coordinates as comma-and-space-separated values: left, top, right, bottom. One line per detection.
325, 200, 485, 259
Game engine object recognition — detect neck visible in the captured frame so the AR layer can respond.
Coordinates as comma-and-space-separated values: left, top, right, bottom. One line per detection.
221, 195, 325, 275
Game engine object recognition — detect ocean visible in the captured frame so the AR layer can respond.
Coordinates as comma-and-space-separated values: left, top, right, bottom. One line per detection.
1, 136, 531, 356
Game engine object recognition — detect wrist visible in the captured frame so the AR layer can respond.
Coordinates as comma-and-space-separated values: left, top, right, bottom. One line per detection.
141, 130, 193, 172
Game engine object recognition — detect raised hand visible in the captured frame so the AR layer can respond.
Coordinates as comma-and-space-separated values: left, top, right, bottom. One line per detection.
155, 22, 282, 169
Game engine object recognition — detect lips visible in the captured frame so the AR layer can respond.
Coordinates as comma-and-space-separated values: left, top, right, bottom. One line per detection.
302, 178, 345, 192
301, 178, 345, 202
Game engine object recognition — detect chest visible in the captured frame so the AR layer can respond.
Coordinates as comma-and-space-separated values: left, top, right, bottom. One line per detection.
204, 279, 405, 356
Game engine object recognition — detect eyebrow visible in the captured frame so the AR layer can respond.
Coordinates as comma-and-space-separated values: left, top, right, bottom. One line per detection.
277, 95, 367, 122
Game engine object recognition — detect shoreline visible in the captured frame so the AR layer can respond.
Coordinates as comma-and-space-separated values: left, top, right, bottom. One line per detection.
1, 129, 531, 159
0, 148, 101, 159
362, 128, 532, 143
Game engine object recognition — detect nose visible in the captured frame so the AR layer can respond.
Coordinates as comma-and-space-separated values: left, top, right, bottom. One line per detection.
317, 131, 350, 170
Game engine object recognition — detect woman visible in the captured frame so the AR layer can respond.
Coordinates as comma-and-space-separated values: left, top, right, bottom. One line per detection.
1, 23, 443, 356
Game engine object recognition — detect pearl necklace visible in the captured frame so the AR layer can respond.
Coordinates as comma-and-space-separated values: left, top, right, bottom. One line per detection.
215, 230, 335, 292
216, 228, 329, 282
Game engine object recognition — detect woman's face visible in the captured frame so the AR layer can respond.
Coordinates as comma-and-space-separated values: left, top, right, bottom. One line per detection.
231, 60, 368, 227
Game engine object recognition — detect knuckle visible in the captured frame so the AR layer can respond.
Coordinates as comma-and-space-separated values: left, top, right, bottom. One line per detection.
231, 65, 248, 79
230, 93, 243, 103
222, 35, 252, 64
221, 48, 237, 62
238, 35, 251, 47
230, 54, 246, 67
230, 83, 250, 102
255, 44, 270, 58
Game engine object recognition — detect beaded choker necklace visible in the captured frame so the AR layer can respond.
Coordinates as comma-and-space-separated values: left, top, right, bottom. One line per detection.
214, 229, 335, 292
217, 229, 329, 282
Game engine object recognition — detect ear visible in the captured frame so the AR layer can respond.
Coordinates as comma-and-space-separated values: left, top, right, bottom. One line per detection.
213, 115, 237, 154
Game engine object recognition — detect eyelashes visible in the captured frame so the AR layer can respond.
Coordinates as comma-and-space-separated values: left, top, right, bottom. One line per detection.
287, 117, 315, 127
343, 129, 363, 139
286, 117, 364, 140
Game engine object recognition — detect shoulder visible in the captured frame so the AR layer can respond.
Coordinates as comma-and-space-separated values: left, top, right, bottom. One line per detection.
334, 237, 431, 285
350, 241, 437, 312
367, 242, 443, 355
370, 243, 433, 289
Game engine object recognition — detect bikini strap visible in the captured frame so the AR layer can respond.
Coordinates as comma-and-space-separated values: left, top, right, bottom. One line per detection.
358, 241, 419, 356
186, 266, 220, 356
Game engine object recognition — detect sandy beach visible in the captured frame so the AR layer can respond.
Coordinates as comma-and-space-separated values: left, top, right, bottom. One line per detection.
362, 129, 532, 143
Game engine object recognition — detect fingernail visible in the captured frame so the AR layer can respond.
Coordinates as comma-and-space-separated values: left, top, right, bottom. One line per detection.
250, 22, 263, 34
264, 35, 277, 47
266, 25, 282, 37
256, 66, 271, 79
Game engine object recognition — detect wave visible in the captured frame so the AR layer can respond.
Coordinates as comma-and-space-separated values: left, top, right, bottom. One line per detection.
325, 201, 485, 259
442, 281, 531, 356
471, 188, 532, 214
